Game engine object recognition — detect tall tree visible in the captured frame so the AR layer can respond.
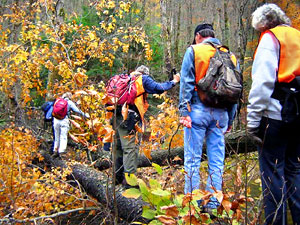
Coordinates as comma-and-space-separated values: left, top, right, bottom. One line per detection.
160, 0, 172, 77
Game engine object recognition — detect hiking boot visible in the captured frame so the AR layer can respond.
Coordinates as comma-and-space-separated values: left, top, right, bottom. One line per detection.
52, 151, 60, 158
201, 207, 217, 219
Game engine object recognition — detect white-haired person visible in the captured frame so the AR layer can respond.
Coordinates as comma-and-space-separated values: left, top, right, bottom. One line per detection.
112, 65, 180, 188
53, 92, 89, 158
247, 3, 300, 224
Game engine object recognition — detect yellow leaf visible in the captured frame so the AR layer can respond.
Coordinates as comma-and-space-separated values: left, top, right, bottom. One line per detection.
122, 188, 141, 199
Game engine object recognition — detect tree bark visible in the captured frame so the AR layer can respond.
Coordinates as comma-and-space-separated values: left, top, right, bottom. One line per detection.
160, 0, 173, 77
94, 130, 257, 170
41, 151, 149, 224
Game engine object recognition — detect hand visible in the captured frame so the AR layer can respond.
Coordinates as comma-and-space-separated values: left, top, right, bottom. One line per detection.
180, 116, 192, 128
85, 113, 90, 119
225, 125, 232, 133
172, 73, 180, 84
247, 127, 263, 146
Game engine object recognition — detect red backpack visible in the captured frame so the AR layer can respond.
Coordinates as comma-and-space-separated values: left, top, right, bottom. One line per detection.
106, 74, 138, 105
52, 98, 68, 119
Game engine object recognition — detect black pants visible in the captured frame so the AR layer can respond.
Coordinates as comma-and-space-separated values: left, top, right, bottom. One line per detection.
257, 117, 300, 225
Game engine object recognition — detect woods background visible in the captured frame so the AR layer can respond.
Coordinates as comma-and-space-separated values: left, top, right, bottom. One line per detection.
1, 0, 300, 224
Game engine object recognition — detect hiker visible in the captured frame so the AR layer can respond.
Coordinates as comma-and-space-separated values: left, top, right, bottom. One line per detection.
247, 4, 300, 224
179, 23, 238, 210
41, 99, 55, 153
109, 65, 180, 187
52, 92, 89, 158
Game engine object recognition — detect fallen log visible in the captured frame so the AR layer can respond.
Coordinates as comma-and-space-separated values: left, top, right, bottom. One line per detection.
94, 130, 257, 170
41, 151, 149, 224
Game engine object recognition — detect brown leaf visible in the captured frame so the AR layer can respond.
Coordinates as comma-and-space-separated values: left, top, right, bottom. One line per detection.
182, 214, 201, 225
182, 193, 193, 207
221, 199, 232, 214
69, 119, 84, 132
200, 213, 210, 223
161, 205, 179, 218
231, 200, 240, 210
214, 190, 224, 204
235, 165, 242, 187
71, 114, 84, 121
69, 133, 80, 143
103, 127, 115, 143
155, 215, 176, 225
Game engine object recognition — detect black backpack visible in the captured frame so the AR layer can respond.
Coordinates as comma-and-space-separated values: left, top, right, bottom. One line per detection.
196, 42, 243, 108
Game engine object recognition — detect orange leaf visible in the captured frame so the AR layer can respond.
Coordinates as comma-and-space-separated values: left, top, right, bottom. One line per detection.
155, 215, 176, 225
134, 123, 143, 133
71, 114, 84, 121
69, 133, 80, 143
161, 205, 179, 217
106, 111, 113, 120
182, 214, 201, 225
106, 105, 115, 111
182, 193, 193, 207
122, 103, 128, 121
221, 199, 232, 213
69, 119, 84, 132
103, 127, 115, 143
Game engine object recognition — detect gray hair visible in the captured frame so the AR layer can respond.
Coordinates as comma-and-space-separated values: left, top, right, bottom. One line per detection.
252, 3, 291, 32
135, 65, 150, 75
62, 92, 72, 99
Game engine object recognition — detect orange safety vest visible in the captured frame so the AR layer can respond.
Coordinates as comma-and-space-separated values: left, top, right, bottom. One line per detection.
133, 75, 148, 131
192, 43, 237, 84
259, 26, 300, 83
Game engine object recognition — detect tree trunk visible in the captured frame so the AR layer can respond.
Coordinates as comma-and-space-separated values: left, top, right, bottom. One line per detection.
160, 0, 173, 78
94, 130, 257, 170
174, 0, 182, 66
42, 151, 149, 224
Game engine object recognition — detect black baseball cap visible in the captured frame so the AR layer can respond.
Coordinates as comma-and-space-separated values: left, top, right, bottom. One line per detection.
192, 23, 214, 44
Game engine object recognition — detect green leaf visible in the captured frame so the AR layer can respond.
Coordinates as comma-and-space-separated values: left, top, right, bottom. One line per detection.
149, 178, 161, 190
122, 188, 141, 199
142, 206, 156, 219
138, 179, 150, 196
152, 163, 163, 175
151, 189, 171, 197
149, 220, 163, 225
125, 173, 138, 186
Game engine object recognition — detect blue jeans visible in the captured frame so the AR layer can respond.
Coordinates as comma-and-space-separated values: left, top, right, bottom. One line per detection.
257, 117, 300, 225
184, 98, 228, 207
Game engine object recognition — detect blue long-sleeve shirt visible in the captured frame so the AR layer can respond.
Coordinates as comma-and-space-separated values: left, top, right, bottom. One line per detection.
179, 37, 237, 126
142, 75, 176, 94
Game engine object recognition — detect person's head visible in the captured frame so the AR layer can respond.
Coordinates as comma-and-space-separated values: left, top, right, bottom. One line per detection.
252, 3, 291, 32
62, 92, 72, 99
193, 23, 215, 44
135, 65, 150, 75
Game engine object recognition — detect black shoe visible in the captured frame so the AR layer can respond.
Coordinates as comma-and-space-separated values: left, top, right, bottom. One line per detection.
201, 207, 217, 219
52, 152, 59, 158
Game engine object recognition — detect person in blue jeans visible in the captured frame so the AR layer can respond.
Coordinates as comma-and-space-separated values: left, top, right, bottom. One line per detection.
179, 23, 237, 209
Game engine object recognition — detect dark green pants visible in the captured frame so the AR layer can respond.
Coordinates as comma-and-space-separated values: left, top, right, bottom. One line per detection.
115, 112, 140, 183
